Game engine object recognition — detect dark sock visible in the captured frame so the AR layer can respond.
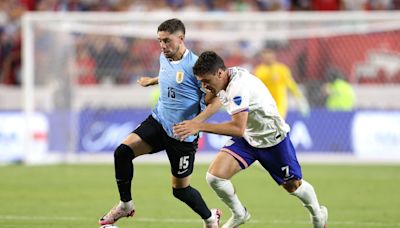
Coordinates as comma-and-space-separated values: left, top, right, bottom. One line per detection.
114, 144, 135, 202
173, 186, 212, 219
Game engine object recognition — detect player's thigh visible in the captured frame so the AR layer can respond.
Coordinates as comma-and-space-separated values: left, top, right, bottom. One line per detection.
208, 151, 242, 179
165, 137, 197, 186
129, 115, 166, 156
211, 137, 257, 179
257, 136, 302, 185
122, 133, 153, 157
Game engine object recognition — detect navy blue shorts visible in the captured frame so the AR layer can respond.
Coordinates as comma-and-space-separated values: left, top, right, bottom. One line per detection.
221, 134, 302, 185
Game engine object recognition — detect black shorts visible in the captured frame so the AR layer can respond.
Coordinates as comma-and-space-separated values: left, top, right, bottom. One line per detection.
133, 115, 198, 178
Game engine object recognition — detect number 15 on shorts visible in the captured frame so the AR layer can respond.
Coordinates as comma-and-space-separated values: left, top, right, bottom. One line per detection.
179, 156, 189, 170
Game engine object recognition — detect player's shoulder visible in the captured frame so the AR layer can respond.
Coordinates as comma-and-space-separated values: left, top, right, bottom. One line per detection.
227, 68, 250, 93
186, 49, 198, 62
159, 52, 169, 64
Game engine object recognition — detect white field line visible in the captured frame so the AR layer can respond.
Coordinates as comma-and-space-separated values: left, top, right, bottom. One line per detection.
1, 215, 400, 227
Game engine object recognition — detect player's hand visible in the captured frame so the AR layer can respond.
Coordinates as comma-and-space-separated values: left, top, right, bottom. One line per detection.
173, 120, 200, 141
137, 77, 157, 87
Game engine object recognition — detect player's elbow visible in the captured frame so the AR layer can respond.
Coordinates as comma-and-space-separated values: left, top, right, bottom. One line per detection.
228, 121, 246, 138
233, 126, 246, 138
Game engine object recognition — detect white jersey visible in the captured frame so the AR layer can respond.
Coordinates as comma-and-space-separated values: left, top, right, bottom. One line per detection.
217, 67, 290, 148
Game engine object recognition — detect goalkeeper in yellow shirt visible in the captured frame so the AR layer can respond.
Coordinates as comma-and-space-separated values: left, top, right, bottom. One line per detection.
254, 48, 309, 119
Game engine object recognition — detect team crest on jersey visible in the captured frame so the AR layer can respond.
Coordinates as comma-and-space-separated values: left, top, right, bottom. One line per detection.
176, 71, 184, 84
233, 96, 242, 106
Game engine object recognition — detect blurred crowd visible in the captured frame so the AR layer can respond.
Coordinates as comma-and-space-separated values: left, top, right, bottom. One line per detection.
1, 0, 400, 85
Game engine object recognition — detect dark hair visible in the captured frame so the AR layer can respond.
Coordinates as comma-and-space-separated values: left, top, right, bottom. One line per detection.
193, 51, 226, 76
157, 18, 185, 35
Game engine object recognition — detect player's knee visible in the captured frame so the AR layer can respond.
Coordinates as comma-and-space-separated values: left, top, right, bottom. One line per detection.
206, 172, 218, 187
172, 186, 191, 200
206, 172, 226, 189
114, 144, 135, 161
283, 179, 301, 193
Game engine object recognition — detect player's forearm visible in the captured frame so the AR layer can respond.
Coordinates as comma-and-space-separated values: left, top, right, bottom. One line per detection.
199, 121, 244, 138
150, 77, 159, 85
193, 97, 221, 122
137, 76, 159, 87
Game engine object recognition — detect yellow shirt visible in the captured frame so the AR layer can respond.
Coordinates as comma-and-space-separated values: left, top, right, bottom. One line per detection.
326, 79, 355, 111
254, 62, 301, 118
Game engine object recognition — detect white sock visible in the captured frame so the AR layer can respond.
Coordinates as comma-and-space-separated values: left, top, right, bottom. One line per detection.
119, 200, 134, 210
206, 172, 245, 216
204, 212, 216, 223
290, 179, 321, 217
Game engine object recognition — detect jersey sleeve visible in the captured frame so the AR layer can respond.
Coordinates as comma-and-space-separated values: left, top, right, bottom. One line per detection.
226, 82, 250, 115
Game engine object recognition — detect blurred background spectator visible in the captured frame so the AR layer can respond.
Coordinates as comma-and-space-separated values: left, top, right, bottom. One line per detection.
253, 48, 309, 118
323, 68, 356, 111
1, 0, 400, 88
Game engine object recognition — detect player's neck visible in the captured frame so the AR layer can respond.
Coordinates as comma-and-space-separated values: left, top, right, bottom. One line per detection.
265, 60, 275, 66
172, 47, 186, 61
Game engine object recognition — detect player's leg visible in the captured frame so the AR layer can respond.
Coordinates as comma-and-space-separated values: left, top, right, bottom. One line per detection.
99, 115, 163, 225
172, 175, 222, 228
207, 138, 254, 228
285, 179, 328, 228
99, 132, 152, 225
167, 138, 221, 228
257, 135, 327, 228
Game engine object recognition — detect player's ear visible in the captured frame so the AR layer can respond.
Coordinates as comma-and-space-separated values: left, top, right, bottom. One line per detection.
217, 69, 223, 78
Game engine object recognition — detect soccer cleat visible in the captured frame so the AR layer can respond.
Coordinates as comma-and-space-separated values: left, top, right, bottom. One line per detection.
204, 208, 223, 228
98, 202, 135, 225
222, 207, 251, 228
311, 206, 328, 228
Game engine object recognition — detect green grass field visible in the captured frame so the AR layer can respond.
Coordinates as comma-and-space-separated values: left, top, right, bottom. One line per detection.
1, 163, 399, 228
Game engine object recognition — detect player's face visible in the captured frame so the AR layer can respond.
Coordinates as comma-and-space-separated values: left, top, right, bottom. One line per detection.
197, 70, 224, 95
262, 50, 275, 64
157, 31, 183, 59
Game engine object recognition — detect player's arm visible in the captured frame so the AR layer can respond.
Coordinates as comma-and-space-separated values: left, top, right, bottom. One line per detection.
191, 92, 221, 123
173, 111, 248, 141
284, 67, 310, 116
284, 67, 302, 98
137, 76, 159, 87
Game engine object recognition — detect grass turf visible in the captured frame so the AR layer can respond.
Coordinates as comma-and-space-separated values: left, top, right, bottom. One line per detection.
0, 163, 399, 228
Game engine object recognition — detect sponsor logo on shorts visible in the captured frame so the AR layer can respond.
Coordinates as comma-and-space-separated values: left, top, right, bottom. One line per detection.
177, 169, 188, 175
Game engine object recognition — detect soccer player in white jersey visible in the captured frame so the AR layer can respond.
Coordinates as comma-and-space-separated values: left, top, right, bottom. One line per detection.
99, 19, 222, 228
173, 51, 328, 228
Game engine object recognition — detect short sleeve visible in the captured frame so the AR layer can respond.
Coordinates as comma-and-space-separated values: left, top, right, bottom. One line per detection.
226, 82, 250, 115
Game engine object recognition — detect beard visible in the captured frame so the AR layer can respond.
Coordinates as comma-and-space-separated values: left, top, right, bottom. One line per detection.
163, 45, 180, 60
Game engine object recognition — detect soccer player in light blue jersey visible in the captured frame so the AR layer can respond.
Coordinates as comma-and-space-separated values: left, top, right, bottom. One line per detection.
99, 19, 222, 228
174, 51, 328, 228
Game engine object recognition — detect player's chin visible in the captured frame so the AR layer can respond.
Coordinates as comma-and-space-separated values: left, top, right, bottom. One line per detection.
205, 86, 216, 95
163, 51, 172, 58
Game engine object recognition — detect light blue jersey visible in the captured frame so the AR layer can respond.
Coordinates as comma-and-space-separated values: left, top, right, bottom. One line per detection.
152, 49, 205, 142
